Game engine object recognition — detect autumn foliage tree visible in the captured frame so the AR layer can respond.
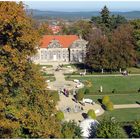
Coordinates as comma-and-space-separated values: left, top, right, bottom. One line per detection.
0, 2, 61, 138
131, 19, 140, 62
86, 24, 136, 71
85, 28, 110, 71
38, 22, 53, 35
110, 24, 136, 69
60, 20, 93, 40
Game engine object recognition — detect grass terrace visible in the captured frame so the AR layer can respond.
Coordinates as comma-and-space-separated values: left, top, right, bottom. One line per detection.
66, 75, 140, 94
42, 72, 56, 82
127, 67, 140, 74
85, 93, 140, 104
97, 108, 140, 122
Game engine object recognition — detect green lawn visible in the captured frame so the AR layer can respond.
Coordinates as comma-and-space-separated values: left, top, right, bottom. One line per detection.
45, 76, 56, 82
85, 93, 140, 104
68, 76, 140, 94
127, 67, 140, 74
97, 108, 140, 122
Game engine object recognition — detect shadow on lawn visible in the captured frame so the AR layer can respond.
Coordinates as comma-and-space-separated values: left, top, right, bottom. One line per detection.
97, 98, 106, 110
136, 101, 140, 105
97, 99, 102, 104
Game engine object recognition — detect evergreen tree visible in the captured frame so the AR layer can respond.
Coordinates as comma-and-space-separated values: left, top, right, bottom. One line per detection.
91, 6, 127, 32
100, 6, 110, 28
131, 120, 140, 138
90, 117, 128, 138
0, 2, 61, 138
61, 121, 82, 138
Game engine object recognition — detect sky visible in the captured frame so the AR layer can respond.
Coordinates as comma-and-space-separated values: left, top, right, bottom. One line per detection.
23, 1, 140, 12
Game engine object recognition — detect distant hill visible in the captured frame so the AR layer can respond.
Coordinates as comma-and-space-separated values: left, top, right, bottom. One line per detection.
26, 9, 140, 20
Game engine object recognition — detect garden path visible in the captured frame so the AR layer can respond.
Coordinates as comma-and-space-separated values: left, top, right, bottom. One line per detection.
56, 94, 104, 122
47, 63, 83, 90
114, 104, 140, 109
70, 73, 140, 77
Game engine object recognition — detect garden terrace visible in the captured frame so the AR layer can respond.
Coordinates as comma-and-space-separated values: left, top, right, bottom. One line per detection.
66, 75, 140, 94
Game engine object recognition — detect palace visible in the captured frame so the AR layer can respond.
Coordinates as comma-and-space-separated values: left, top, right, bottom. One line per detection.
32, 35, 88, 64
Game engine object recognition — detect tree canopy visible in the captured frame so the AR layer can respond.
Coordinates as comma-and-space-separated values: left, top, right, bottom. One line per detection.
131, 120, 140, 138
85, 24, 136, 71
131, 19, 140, 62
94, 118, 127, 138
61, 121, 82, 138
91, 6, 127, 32
0, 2, 61, 138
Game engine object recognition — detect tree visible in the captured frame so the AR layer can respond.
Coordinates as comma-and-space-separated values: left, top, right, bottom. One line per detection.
100, 6, 110, 28
86, 28, 110, 71
130, 19, 140, 62
106, 101, 114, 111
102, 96, 110, 105
110, 24, 136, 69
38, 22, 53, 35
61, 20, 93, 40
0, 2, 61, 138
95, 118, 127, 138
87, 109, 96, 119
91, 6, 127, 32
75, 91, 84, 101
61, 121, 83, 138
56, 111, 64, 121
131, 120, 140, 138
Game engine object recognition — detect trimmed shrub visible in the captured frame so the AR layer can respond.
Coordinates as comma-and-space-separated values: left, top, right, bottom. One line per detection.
106, 101, 114, 111
87, 109, 96, 119
75, 92, 84, 101
56, 111, 64, 121
102, 96, 110, 105
84, 88, 90, 94
51, 91, 60, 102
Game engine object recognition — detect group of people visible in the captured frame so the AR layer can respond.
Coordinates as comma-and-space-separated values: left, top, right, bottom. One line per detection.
122, 70, 129, 76
63, 88, 69, 97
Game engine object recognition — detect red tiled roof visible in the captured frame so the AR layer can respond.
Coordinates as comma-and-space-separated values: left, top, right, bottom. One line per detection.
40, 35, 79, 48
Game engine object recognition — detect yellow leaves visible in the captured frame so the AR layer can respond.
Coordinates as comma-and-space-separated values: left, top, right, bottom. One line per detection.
3, 45, 12, 52
0, 119, 20, 129
12, 57, 18, 64
0, 101, 5, 110
0, 2, 61, 138
3, 87, 9, 94
0, 66, 6, 73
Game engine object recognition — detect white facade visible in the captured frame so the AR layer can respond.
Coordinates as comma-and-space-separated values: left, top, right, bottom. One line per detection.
32, 37, 88, 64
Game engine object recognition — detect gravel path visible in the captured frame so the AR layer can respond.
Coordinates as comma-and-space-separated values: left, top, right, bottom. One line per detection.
114, 104, 140, 109
47, 63, 83, 90
56, 94, 104, 122
69, 74, 140, 77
